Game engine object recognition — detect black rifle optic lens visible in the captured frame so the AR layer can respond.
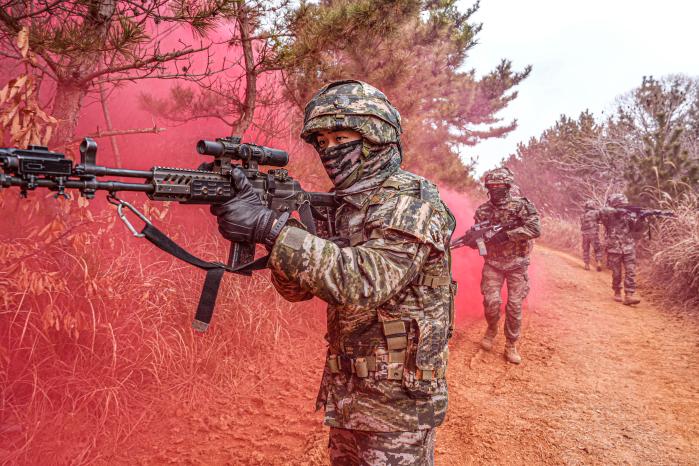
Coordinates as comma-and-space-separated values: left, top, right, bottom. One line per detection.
197, 140, 225, 156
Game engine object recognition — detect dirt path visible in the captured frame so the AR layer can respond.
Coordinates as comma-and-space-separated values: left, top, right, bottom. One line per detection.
438, 246, 699, 465
120, 246, 699, 465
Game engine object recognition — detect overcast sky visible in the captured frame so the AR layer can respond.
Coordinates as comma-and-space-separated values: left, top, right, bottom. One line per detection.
459, 0, 699, 174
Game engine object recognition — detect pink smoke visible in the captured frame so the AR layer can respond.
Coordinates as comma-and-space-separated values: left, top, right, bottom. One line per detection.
441, 189, 484, 324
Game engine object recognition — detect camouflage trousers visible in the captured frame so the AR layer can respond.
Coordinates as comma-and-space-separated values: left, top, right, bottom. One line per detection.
607, 251, 636, 294
480, 258, 530, 343
581, 233, 602, 265
328, 427, 436, 466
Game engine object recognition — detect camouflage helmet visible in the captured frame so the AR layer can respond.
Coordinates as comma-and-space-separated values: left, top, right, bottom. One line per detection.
300, 80, 402, 145
483, 167, 515, 187
584, 200, 596, 210
607, 193, 628, 207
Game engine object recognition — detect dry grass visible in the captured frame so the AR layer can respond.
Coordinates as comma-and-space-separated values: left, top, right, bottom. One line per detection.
0, 195, 310, 464
539, 215, 581, 255
642, 192, 699, 311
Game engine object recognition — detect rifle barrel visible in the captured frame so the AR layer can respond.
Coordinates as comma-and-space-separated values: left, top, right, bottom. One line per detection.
76, 165, 153, 178
2, 175, 154, 193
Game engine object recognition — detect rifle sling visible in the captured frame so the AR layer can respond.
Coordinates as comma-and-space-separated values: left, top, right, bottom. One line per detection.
298, 202, 317, 235
141, 223, 268, 333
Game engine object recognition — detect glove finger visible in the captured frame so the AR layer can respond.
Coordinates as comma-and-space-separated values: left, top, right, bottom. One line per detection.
231, 167, 253, 194
211, 202, 232, 216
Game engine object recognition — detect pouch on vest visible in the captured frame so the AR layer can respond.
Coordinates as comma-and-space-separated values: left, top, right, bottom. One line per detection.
402, 318, 448, 399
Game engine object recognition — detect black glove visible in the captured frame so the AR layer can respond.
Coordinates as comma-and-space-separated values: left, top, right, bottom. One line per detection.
487, 230, 509, 244
210, 167, 288, 246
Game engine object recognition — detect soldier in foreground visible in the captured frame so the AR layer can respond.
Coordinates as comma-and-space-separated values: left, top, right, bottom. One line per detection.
580, 200, 603, 271
211, 80, 455, 465
474, 168, 540, 364
598, 193, 644, 305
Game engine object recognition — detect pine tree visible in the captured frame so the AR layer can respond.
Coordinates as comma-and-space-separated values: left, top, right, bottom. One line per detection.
274, 0, 530, 190
621, 76, 699, 204
0, 0, 233, 148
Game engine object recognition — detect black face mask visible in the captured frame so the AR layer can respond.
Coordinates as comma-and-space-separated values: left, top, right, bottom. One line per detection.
488, 186, 510, 204
318, 140, 364, 189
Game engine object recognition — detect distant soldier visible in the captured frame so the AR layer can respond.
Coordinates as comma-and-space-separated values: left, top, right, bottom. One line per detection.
598, 193, 645, 305
474, 168, 541, 364
580, 200, 603, 271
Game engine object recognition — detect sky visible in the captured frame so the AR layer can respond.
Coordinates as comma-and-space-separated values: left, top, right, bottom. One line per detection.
459, 0, 699, 174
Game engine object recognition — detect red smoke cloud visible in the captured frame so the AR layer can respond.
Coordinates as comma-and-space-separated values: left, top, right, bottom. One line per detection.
441, 189, 485, 324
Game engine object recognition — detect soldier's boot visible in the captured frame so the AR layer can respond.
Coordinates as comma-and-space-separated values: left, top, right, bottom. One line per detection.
623, 292, 641, 306
504, 341, 522, 364
480, 326, 498, 351
584, 263, 590, 271
596, 264, 602, 272
613, 291, 623, 302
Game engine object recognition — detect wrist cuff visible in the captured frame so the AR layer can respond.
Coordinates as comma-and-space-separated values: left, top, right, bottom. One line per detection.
265, 211, 290, 247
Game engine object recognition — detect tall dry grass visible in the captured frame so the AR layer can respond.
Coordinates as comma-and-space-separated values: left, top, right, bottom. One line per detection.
643, 192, 699, 310
0, 194, 315, 464
539, 215, 581, 255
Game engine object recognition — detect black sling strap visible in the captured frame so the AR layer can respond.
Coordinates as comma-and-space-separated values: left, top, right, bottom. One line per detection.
141, 223, 268, 332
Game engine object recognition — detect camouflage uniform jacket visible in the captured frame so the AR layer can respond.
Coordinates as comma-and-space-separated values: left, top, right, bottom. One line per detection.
580, 209, 601, 237
474, 196, 541, 267
268, 169, 456, 432
598, 207, 644, 254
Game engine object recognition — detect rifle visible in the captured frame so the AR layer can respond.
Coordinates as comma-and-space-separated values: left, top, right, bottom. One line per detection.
0, 136, 337, 332
450, 219, 522, 256
615, 205, 676, 219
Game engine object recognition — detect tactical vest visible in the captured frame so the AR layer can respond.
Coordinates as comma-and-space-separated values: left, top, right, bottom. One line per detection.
475, 198, 532, 259
600, 209, 640, 254
324, 170, 456, 400
580, 209, 600, 236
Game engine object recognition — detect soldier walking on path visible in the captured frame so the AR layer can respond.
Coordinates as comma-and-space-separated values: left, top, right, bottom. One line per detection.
474, 168, 541, 364
210, 80, 456, 465
580, 200, 603, 271
598, 193, 645, 305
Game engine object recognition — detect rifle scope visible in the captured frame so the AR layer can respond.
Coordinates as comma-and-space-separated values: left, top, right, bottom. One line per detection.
197, 137, 288, 167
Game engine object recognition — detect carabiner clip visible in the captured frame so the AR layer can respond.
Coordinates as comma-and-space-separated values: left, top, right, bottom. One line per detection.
107, 193, 152, 238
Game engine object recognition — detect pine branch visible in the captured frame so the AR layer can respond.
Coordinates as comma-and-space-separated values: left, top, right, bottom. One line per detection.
69, 125, 166, 144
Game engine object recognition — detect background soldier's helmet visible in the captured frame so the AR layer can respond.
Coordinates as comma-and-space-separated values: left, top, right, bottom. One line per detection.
300, 80, 402, 145
607, 193, 629, 207
584, 200, 596, 210
483, 167, 515, 187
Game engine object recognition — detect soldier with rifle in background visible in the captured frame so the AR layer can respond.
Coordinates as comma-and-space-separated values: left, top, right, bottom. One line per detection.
598, 193, 674, 305
466, 168, 540, 364
580, 199, 603, 271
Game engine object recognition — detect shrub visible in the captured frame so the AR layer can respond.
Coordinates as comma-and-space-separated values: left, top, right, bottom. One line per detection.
539, 215, 581, 255
643, 192, 699, 310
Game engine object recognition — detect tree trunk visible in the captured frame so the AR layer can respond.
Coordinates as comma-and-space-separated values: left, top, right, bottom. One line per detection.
49, 0, 117, 150
51, 81, 87, 150
231, 8, 256, 137
99, 83, 122, 166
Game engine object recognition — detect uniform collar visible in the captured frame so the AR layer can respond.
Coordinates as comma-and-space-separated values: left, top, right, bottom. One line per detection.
489, 196, 513, 208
